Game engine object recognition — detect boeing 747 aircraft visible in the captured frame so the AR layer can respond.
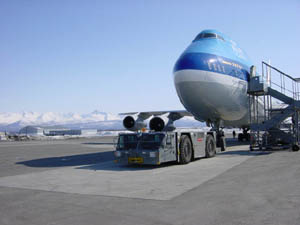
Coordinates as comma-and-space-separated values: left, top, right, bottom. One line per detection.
122, 30, 256, 140
174, 29, 252, 127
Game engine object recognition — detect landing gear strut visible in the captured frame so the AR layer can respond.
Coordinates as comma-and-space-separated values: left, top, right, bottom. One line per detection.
216, 129, 226, 151
211, 123, 226, 151
238, 128, 250, 142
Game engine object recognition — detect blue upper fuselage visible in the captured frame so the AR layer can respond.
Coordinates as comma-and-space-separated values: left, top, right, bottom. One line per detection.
174, 30, 253, 81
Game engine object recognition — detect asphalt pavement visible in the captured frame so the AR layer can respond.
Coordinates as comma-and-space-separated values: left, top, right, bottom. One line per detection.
0, 136, 299, 225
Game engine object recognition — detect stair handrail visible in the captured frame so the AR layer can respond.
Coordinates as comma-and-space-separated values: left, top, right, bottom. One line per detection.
262, 61, 300, 101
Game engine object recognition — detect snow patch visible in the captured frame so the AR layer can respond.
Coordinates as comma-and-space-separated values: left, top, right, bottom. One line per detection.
0, 111, 205, 132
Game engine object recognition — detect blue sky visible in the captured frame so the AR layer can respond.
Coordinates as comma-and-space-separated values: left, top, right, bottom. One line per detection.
1, 0, 299, 113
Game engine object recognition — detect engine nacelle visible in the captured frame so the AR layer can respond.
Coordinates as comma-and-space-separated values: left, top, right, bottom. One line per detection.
149, 116, 175, 132
123, 115, 147, 131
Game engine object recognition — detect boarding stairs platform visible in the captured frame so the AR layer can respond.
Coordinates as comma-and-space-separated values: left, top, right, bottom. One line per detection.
247, 62, 300, 151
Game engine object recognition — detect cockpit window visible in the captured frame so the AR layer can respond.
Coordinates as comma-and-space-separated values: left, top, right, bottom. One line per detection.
193, 33, 225, 42
203, 33, 217, 38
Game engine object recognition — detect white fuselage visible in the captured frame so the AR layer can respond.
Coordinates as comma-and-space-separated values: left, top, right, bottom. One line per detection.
172, 30, 259, 128
174, 69, 249, 127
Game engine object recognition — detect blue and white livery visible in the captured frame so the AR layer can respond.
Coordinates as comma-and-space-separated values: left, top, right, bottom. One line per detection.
173, 29, 253, 127
122, 30, 255, 132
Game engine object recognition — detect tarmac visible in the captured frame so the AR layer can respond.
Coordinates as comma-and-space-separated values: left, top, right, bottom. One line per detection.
0, 136, 299, 225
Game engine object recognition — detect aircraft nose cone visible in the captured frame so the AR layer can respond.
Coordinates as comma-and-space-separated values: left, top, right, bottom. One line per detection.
173, 52, 212, 120
173, 53, 249, 123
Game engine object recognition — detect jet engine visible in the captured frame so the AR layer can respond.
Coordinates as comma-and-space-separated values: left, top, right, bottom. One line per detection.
149, 116, 176, 132
122, 112, 184, 132
123, 115, 147, 131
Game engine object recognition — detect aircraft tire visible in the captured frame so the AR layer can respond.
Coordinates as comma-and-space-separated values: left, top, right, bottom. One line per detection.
205, 134, 216, 158
246, 133, 250, 141
238, 133, 243, 142
179, 135, 193, 164
292, 144, 300, 151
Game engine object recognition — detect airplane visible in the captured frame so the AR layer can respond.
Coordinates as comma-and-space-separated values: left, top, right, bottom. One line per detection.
121, 29, 261, 141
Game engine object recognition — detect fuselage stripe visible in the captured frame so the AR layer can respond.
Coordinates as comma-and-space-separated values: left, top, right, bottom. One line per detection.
173, 52, 250, 81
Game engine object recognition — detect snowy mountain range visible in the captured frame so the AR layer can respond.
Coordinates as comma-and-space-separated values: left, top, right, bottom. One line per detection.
0, 111, 205, 132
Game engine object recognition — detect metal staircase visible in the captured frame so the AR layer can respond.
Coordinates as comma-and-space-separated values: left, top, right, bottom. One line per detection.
248, 62, 300, 150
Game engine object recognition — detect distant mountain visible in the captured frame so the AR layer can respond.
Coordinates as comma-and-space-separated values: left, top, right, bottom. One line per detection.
0, 111, 205, 132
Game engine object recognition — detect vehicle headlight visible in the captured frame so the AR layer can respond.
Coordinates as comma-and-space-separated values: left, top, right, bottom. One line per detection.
149, 152, 156, 158
114, 151, 121, 157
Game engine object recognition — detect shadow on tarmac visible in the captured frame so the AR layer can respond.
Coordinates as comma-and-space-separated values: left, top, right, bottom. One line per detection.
82, 142, 114, 145
16, 151, 114, 168
225, 138, 249, 147
76, 160, 179, 171
218, 150, 271, 156
221, 138, 272, 156
16, 138, 270, 170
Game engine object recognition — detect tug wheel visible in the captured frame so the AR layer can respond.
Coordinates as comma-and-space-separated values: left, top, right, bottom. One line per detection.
179, 135, 193, 164
205, 135, 216, 158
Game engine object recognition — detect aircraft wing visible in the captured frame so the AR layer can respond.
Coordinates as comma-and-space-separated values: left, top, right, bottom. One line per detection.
120, 110, 196, 131
119, 110, 193, 120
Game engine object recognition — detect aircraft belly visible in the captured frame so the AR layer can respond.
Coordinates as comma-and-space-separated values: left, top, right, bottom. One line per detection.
174, 70, 249, 125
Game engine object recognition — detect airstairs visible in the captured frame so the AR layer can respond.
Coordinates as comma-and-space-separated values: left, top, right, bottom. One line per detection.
247, 62, 300, 151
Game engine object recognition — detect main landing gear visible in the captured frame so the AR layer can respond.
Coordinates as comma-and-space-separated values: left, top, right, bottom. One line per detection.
210, 126, 226, 151
209, 120, 226, 152
216, 129, 226, 151
238, 128, 250, 142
